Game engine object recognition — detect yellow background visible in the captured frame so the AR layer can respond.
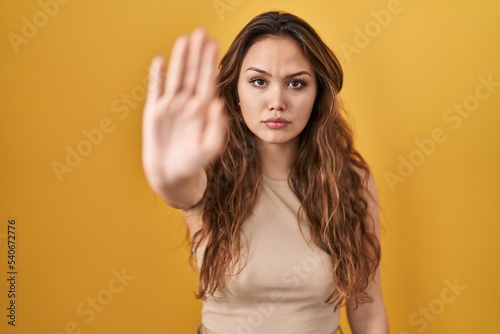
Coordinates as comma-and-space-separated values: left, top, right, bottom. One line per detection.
1, 0, 499, 333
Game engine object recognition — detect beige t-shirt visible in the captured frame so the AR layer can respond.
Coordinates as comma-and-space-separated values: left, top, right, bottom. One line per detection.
196, 175, 340, 334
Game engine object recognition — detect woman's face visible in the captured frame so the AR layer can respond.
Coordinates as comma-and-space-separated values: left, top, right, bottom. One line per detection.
237, 36, 317, 149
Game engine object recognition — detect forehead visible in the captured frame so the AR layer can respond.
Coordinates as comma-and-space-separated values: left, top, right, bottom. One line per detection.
240, 36, 315, 76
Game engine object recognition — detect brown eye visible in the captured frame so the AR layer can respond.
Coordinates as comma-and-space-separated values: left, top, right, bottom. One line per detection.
288, 80, 306, 88
250, 78, 267, 87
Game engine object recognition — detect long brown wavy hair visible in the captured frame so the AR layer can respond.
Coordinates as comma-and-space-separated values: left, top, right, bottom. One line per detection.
189, 11, 380, 309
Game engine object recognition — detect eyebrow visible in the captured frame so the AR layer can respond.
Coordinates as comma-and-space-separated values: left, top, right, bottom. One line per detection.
245, 67, 312, 78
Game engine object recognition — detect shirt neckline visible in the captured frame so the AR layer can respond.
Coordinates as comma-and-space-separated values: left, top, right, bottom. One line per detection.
262, 174, 290, 187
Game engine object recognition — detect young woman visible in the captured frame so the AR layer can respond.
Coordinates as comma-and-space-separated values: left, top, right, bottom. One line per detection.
142, 11, 389, 334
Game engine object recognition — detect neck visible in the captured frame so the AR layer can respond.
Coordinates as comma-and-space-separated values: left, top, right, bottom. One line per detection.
258, 138, 298, 180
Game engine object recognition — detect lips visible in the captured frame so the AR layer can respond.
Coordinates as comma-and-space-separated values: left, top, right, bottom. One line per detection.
263, 117, 290, 129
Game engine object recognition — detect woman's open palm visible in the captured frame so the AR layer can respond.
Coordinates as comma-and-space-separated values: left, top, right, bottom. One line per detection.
142, 28, 227, 192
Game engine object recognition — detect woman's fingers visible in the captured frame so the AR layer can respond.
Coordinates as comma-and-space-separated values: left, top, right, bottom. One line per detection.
146, 55, 166, 101
144, 27, 222, 150
183, 28, 208, 96
196, 40, 219, 100
143, 55, 165, 145
164, 34, 189, 99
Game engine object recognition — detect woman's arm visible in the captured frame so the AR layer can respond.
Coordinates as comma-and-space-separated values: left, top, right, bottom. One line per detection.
142, 28, 227, 210
347, 172, 389, 333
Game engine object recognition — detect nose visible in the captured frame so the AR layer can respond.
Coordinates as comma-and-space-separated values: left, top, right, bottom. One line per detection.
267, 85, 286, 111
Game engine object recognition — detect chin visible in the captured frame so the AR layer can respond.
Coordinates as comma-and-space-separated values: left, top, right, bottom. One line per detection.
257, 134, 297, 146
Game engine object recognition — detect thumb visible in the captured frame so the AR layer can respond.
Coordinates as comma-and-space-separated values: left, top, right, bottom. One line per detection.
201, 98, 227, 158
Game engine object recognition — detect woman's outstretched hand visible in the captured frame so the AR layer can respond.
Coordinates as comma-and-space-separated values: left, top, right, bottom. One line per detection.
142, 28, 227, 198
